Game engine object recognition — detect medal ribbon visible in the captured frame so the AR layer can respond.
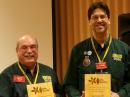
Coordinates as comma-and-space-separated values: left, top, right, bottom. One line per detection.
91, 36, 112, 62
18, 62, 39, 84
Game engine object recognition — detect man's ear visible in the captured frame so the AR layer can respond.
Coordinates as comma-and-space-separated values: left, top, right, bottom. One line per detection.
88, 20, 91, 25
108, 21, 110, 24
108, 19, 110, 24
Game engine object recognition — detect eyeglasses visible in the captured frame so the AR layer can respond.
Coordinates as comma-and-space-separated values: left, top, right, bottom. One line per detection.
91, 15, 108, 21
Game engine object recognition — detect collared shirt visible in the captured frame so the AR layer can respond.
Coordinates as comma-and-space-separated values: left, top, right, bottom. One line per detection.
63, 37, 130, 97
0, 62, 62, 97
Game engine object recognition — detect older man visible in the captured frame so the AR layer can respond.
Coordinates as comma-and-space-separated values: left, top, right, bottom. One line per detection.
0, 35, 62, 97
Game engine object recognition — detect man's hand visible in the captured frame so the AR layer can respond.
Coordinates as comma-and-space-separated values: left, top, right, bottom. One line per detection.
81, 91, 85, 97
81, 91, 120, 97
111, 91, 120, 97
54, 93, 56, 97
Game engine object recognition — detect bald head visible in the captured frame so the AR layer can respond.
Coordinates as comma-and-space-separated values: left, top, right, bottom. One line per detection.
16, 35, 38, 69
16, 35, 38, 50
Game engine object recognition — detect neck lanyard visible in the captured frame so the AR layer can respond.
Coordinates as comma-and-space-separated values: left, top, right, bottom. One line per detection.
91, 36, 112, 62
18, 62, 39, 84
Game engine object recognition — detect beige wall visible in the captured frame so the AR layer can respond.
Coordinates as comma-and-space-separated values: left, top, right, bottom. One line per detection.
0, 0, 53, 72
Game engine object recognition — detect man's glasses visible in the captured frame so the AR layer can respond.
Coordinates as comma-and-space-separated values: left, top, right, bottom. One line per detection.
91, 15, 108, 21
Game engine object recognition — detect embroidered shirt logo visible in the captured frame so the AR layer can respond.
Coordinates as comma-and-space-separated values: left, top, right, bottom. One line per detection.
112, 53, 122, 61
13, 75, 26, 82
42, 76, 52, 82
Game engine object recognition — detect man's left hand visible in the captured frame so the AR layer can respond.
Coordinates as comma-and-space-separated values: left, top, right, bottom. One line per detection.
111, 91, 120, 97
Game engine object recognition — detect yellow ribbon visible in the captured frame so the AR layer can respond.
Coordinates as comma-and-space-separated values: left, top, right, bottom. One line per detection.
18, 62, 39, 84
91, 36, 112, 62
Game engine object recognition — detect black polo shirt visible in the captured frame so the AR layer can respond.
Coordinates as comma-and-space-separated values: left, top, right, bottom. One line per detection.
0, 62, 62, 97
63, 37, 130, 97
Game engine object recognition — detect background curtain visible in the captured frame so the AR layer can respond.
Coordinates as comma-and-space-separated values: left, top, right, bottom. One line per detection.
54, 0, 130, 83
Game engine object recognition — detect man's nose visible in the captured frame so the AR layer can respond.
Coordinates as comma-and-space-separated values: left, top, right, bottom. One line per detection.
97, 17, 103, 22
27, 47, 32, 52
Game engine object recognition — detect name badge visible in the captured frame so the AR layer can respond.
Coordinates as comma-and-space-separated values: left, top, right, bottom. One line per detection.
96, 62, 107, 70
13, 75, 26, 82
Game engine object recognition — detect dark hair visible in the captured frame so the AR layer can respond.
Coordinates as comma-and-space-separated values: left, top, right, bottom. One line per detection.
88, 1, 110, 20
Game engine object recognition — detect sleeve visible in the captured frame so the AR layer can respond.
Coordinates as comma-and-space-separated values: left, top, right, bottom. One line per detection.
0, 72, 13, 97
50, 69, 63, 97
118, 46, 130, 97
63, 47, 82, 97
